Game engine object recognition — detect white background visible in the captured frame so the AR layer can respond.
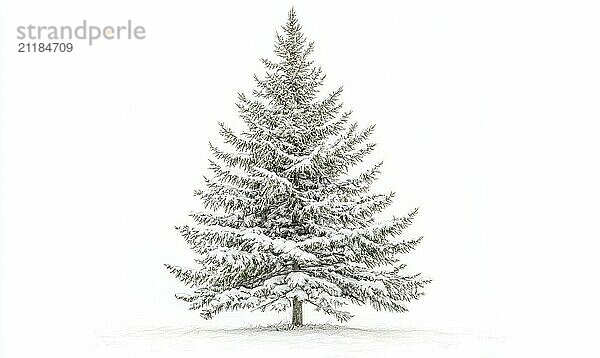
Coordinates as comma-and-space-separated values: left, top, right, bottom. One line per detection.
1, 0, 599, 357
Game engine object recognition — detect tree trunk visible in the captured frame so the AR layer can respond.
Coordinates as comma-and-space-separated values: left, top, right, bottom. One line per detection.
292, 297, 303, 326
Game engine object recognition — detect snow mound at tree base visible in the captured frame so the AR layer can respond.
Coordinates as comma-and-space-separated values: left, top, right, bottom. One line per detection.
242, 323, 351, 331
96, 325, 506, 358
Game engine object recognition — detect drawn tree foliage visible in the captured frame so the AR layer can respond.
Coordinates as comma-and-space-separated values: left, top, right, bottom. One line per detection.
165, 9, 430, 326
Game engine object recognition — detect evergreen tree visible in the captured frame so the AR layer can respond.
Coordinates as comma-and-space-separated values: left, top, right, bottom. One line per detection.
165, 9, 430, 326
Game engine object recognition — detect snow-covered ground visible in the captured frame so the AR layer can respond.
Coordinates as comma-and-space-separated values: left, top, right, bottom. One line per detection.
95, 324, 506, 358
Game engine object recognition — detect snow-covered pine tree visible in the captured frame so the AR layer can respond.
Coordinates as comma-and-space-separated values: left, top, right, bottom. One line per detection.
165, 9, 429, 326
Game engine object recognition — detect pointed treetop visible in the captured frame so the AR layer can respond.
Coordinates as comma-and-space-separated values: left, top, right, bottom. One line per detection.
275, 7, 306, 60
285, 7, 300, 33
